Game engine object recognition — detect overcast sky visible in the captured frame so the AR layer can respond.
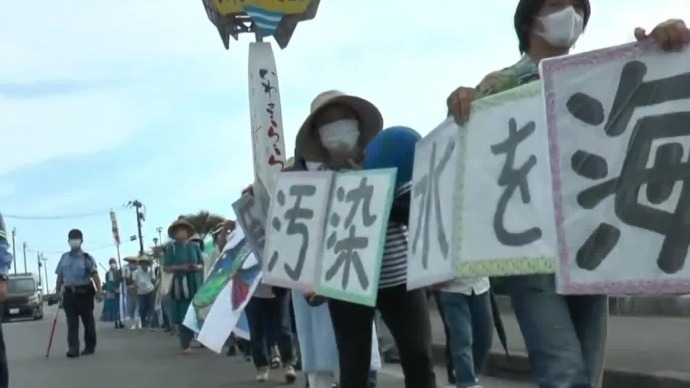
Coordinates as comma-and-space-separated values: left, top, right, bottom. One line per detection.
0, 0, 686, 279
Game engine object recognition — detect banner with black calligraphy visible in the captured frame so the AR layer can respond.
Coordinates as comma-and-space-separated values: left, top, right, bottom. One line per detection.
262, 171, 334, 290
316, 168, 396, 307
541, 42, 690, 295
455, 82, 557, 277
407, 119, 460, 289
248, 42, 287, 195
232, 189, 268, 265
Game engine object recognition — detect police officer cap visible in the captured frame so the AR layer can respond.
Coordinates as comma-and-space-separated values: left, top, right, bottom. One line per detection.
68, 229, 83, 240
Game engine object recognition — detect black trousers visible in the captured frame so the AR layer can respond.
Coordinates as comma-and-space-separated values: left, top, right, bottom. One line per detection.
329, 285, 436, 388
63, 288, 96, 352
0, 305, 8, 388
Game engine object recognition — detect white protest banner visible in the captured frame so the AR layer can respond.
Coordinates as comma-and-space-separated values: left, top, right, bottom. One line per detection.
191, 227, 263, 353
316, 169, 396, 306
455, 82, 557, 277
541, 42, 690, 295
407, 118, 459, 289
248, 42, 287, 195
233, 190, 268, 265
262, 171, 334, 291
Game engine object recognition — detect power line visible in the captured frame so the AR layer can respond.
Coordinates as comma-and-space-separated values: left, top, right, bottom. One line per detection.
3, 205, 127, 220
25, 243, 119, 255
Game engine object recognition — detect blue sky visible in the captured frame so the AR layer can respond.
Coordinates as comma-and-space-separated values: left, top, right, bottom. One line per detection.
0, 0, 684, 284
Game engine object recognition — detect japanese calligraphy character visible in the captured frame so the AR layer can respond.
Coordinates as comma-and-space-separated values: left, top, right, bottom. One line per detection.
490, 118, 542, 246
324, 178, 377, 290
259, 68, 277, 99
343, 178, 377, 228
268, 184, 316, 280
566, 60, 690, 274
412, 140, 455, 268
324, 225, 370, 290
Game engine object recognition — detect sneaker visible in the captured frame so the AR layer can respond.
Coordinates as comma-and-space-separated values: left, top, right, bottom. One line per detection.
81, 348, 95, 356
256, 367, 269, 382
284, 365, 297, 384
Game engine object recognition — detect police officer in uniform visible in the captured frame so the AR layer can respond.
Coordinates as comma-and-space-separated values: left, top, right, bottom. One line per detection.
55, 229, 103, 358
0, 213, 12, 387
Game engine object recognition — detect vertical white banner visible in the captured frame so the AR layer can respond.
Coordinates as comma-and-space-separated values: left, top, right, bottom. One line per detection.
248, 41, 287, 196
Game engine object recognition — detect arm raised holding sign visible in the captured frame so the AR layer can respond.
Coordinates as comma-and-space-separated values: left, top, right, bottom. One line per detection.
442, 3, 690, 388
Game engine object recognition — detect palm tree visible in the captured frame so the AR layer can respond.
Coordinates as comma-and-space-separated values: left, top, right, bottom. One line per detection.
179, 211, 226, 239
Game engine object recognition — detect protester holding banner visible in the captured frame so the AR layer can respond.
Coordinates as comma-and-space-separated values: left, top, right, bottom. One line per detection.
268, 160, 379, 388
292, 91, 435, 388
445, 1, 689, 386
101, 258, 123, 329
163, 218, 204, 354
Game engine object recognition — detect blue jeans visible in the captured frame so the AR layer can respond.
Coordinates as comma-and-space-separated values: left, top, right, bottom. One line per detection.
440, 291, 493, 388
507, 275, 608, 388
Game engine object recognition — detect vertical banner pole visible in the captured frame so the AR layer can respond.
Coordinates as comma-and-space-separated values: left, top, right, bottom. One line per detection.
247, 40, 286, 201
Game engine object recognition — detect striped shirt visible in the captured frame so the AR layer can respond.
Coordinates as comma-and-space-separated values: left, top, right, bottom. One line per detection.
378, 182, 411, 289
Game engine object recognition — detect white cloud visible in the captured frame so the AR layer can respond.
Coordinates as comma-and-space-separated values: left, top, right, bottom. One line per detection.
0, 181, 14, 199
1, 0, 688, 181
16, 189, 98, 216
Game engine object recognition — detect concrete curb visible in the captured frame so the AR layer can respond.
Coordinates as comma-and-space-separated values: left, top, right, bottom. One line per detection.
492, 294, 690, 317
431, 344, 690, 388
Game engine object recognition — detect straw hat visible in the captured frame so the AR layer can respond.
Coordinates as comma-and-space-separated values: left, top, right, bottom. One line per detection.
295, 90, 383, 163
168, 218, 195, 238
137, 254, 152, 263
123, 256, 139, 263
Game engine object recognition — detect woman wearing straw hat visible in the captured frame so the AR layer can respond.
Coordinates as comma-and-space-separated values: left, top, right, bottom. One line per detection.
162, 217, 204, 354
290, 90, 435, 388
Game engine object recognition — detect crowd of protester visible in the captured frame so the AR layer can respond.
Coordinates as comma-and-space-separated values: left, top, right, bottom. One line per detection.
58, 2, 690, 388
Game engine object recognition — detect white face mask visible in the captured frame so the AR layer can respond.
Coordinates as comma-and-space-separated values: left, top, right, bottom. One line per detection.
537, 6, 584, 48
317, 119, 360, 153
110, 263, 117, 270
68, 239, 82, 250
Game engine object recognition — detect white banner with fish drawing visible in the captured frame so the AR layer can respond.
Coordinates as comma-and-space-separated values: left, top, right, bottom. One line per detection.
407, 118, 460, 289
248, 42, 287, 196
541, 42, 690, 295
316, 169, 396, 307
262, 171, 334, 291
455, 81, 557, 277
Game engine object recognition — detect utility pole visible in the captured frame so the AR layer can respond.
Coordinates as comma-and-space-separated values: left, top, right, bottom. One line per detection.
11, 228, 16, 275
41, 255, 49, 293
156, 227, 163, 243
128, 200, 145, 255
22, 242, 27, 273
37, 251, 42, 287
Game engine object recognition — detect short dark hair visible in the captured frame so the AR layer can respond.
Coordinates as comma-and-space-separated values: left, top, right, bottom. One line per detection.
514, 0, 591, 53
68, 229, 83, 240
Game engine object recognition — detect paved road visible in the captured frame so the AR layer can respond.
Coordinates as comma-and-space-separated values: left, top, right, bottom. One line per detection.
6, 306, 533, 388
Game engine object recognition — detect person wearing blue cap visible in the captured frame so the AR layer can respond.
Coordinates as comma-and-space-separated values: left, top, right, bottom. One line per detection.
55, 228, 103, 358
292, 90, 435, 388
0, 213, 12, 387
